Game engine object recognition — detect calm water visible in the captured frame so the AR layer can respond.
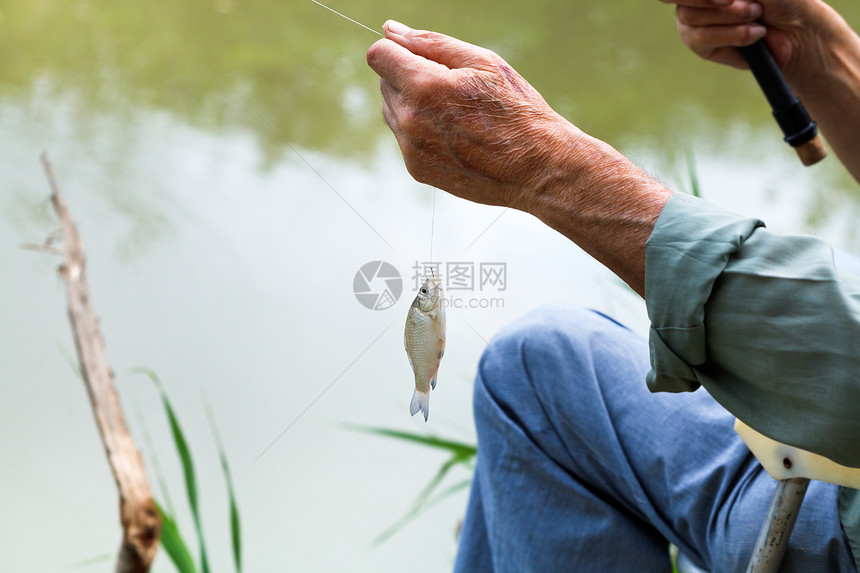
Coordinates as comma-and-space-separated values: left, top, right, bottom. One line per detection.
3, 1, 860, 571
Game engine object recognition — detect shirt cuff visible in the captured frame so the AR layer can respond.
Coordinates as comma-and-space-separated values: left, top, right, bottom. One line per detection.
644, 192, 764, 393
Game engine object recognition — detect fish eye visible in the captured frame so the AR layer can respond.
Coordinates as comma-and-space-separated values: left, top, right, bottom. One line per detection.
420, 287, 427, 294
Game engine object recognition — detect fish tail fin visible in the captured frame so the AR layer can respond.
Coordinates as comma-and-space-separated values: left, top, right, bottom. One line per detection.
410, 388, 430, 422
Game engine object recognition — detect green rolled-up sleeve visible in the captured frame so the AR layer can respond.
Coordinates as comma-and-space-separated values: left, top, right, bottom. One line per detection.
645, 192, 860, 468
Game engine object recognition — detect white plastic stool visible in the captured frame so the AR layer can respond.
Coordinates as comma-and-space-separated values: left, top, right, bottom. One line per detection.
678, 420, 860, 573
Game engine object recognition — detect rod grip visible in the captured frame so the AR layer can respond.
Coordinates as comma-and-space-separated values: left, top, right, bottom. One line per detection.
795, 135, 828, 166
738, 39, 827, 166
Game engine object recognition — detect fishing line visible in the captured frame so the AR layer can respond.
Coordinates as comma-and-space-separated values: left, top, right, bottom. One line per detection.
429, 187, 437, 262
258, 112, 396, 251
254, 321, 396, 462
252, 2, 438, 453
310, 0, 382, 36
311, 0, 441, 280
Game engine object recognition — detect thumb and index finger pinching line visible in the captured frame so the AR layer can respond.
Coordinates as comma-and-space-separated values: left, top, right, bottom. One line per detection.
368, 20, 498, 90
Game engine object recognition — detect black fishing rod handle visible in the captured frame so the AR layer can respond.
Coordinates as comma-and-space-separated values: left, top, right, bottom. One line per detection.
738, 39, 827, 165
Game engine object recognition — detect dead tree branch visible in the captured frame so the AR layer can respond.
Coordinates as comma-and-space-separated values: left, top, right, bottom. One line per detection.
41, 152, 161, 572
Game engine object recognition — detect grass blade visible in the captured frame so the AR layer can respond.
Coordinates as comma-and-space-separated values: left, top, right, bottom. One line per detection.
133, 402, 176, 517
685, 145, 702, 198
372, 452, 472, 545
344, 425, 477, 458
204, 396, 242, 573
229, 494, 241, 572
133, 367, 210, 573
155, 501, 198, 573
65, 553, 112, 569
410, 454, 464, 510
57, 344, 84, 381
373, 471, 473, 545
372, 455, 458, 546
348, 425, 478, 544
422, 478, 472, 511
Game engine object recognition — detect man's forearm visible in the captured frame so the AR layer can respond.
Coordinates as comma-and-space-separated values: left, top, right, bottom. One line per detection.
790, 4, 860, 182
525, 128, 673, 297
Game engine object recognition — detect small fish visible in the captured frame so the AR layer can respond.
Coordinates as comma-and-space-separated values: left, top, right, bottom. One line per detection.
404, 276, 446, 421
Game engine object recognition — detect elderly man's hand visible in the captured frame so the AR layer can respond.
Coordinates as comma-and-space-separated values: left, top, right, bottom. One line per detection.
661, 0, 860, 183
366, 20, 583, 212
660, 0, 839, 81
367, 21, 674, 296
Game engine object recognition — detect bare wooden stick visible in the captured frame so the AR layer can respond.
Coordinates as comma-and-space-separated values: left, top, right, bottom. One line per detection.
41, 152, 161, 571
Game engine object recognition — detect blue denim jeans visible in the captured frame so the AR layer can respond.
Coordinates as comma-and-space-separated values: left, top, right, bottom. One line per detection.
453, 305, 856, 572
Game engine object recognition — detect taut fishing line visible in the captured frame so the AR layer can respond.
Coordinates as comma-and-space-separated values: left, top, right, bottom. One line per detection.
310, 0, 382, 36
304, 1, 447, 428
253, 4, 393, 461
429, 188, 437, 264
310, 1, 439, 275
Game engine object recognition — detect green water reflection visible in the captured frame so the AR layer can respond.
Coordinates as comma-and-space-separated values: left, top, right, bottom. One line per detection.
4, 0, 860, 158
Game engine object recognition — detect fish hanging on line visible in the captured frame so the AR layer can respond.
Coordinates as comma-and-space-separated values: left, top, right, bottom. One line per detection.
404, 275, 446, 421
310, 0, 449, 418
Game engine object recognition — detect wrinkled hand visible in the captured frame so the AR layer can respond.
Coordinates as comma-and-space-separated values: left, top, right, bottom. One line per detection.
366, 21, 581, 212
659, 0, 834, 78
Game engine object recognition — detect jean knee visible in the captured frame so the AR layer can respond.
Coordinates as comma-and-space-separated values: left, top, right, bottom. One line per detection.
472, 304, 642, 435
